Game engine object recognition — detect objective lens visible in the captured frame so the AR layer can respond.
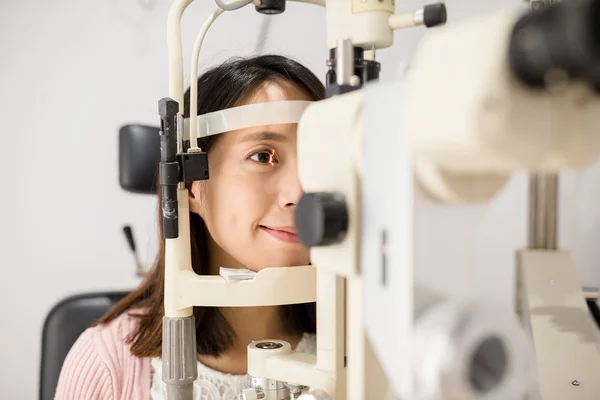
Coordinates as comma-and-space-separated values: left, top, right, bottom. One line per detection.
509, 0, 600, 90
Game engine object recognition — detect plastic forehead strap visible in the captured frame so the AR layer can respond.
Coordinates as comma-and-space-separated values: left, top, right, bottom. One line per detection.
182, 100, 312, 140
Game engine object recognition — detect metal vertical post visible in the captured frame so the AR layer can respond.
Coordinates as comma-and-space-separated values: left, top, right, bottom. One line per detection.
527, 0, 559, 251
528, 174, 558, 249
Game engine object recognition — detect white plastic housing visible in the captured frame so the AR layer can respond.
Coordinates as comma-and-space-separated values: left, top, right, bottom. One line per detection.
297, 91, 363, 278
401, 8, 600, 177
164, 189, 195, 318
360, 76, 534, 400
166, 0, 193, 110
247, 340, 339, 397
244, 272, 346, 398
361, 80, 414, 398
325, 0, 394, 49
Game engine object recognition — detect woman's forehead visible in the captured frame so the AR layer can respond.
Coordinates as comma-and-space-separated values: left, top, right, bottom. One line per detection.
210, 125, 296, 155
242, 80, 313, 105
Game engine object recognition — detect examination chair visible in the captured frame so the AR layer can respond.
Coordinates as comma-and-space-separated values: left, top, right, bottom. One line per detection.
39, 291, 129, 400
38, 124, 160, 400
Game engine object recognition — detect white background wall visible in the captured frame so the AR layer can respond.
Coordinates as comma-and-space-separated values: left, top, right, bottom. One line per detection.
1, 0, 600, 398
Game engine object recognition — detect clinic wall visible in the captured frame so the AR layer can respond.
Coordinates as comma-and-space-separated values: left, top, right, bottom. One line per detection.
2, 0, 599, 398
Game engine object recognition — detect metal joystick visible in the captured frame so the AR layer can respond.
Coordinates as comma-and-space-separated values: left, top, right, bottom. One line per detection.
295, 192, 349, 247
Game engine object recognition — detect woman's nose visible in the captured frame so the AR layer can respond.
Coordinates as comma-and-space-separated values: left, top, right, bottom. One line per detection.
279, 162, 303, 209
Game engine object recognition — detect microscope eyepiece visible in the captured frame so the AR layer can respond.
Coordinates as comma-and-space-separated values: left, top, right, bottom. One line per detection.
509, 0, 600, 91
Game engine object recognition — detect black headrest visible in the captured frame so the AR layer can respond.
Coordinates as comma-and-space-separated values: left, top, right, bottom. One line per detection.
119, 124, 161, 194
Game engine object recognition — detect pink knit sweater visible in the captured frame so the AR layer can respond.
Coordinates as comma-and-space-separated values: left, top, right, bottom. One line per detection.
54, 311, 151, 400
55, 310, 317, 399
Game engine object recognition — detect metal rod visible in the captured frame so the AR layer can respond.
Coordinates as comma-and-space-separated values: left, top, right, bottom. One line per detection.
528, 173, 558, 250
526, 0, 559, 251
335, 38, 353, 86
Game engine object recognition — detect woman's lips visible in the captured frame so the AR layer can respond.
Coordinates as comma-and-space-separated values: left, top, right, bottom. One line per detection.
259, 226, 299, 243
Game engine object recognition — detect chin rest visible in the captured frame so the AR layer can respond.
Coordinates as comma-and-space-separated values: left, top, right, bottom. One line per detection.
119, 124, 161, 194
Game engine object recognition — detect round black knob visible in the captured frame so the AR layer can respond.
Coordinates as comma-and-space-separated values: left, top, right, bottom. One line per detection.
424, 3, 447, 27
255, 0, 286, 14
508, 0, 600, 89
295, 192, 349, 247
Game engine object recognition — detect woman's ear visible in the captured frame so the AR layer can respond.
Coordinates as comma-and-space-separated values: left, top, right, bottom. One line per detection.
188, 181, 205, 217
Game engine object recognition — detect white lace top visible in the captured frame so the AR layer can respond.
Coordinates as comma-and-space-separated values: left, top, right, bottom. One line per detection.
150, 334, 317, 400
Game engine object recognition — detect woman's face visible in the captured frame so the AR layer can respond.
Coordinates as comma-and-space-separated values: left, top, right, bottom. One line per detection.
190, 80, 312, 272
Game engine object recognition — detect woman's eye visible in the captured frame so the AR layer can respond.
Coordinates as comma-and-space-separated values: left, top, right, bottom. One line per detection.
250, 150, 278, 165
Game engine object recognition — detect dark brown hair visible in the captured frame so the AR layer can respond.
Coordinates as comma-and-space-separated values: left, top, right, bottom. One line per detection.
95, 55, 325, 357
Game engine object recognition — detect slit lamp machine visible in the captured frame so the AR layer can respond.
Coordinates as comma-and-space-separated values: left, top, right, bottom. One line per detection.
155, 0, 600, 399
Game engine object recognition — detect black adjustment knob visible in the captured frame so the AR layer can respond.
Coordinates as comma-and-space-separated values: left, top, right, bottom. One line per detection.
295, 192, 349, 247
424, 3, 447, 27
255, 0, 286, 14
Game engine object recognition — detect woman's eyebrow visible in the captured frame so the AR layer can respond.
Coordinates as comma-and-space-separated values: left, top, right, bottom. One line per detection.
237, 131, 288, 144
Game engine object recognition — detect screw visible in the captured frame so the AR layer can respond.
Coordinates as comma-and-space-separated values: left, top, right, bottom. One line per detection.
572, 380, 580, 386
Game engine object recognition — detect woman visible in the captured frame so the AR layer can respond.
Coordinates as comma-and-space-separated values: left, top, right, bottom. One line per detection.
55, 54, 324, 400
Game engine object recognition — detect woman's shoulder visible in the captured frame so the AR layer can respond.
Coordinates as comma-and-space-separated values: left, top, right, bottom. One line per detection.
93, 308, 146, 344
67, 308, 145, 357
54, 308, 151, 399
